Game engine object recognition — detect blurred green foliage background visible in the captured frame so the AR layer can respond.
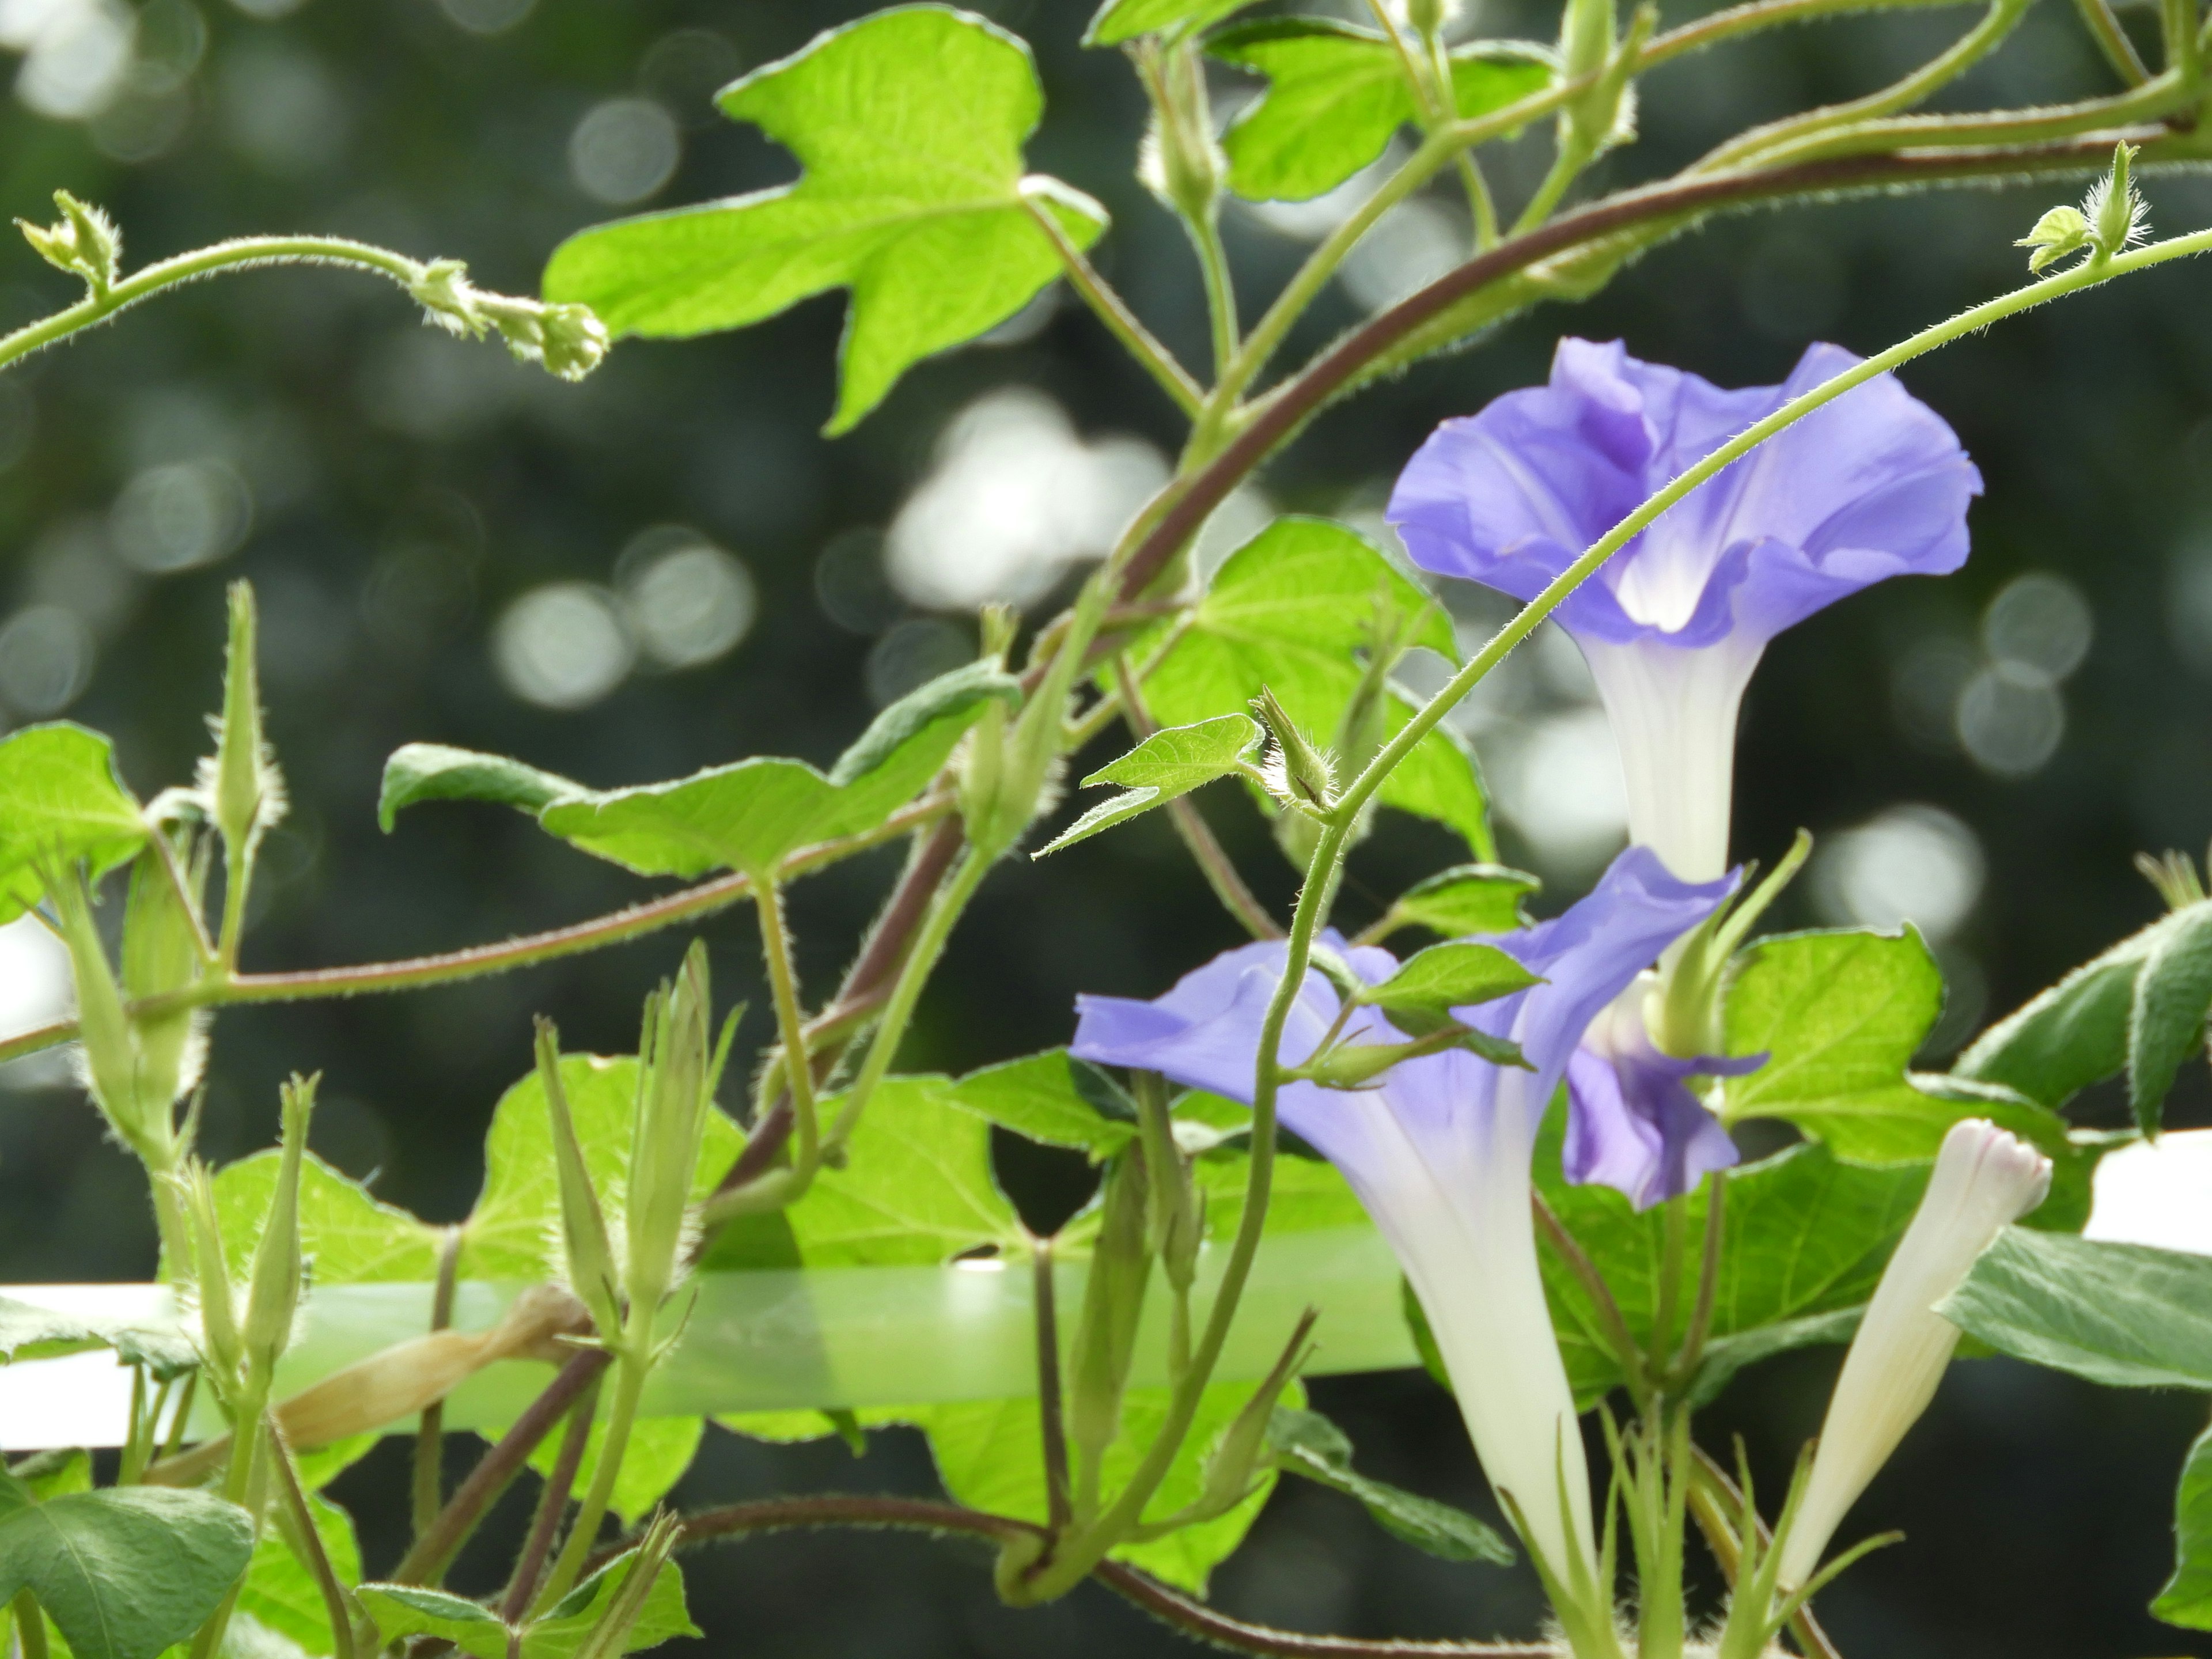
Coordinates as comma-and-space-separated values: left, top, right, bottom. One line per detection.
2, 0, 2210, 1652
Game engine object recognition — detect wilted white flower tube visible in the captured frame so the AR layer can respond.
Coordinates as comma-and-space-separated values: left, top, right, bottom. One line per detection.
1776, 1118, 2051, 1588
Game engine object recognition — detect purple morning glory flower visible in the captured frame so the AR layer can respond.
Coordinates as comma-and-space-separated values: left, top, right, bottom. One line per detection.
1070, 846, 1734, 1587
1567, 980, 1756, 1211
1388, 338, 1979, 880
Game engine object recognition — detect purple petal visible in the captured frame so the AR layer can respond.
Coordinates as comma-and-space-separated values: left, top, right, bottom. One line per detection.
1460, 847, 1738, 1109
1385, 338, 1980, 651
1562, 1046, 1747, 1210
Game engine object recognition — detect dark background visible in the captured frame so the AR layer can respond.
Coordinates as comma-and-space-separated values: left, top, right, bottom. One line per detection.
2, 0, 2207, 1653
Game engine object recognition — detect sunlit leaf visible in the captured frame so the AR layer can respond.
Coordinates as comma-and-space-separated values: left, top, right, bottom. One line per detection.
1940, 1228, 2212, 1391
1135, 518, 1491, 857
0, 723, 146, 925
1721, 927, 2094, 1226
1958, 903, 2198, 1108
1355, 940, 1537, 1018
377, 745, 584, 832
1533, 1120, 1929, 1408
1378, 863, 1538, 940
544, 7, 1106, 433
945, 1049, 1139, 1159
1038, 714, 1263, 855
537, 661, 1011, 878
1211, 21, 1552, 202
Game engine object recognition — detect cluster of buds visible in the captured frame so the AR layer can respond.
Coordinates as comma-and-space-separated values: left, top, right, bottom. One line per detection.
540, 941, 732, 1358
408, 257, 611, 383
16, 191, 120, 298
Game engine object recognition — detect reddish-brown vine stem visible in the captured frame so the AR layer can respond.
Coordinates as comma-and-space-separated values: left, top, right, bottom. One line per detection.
610, 1496, 1559, 1658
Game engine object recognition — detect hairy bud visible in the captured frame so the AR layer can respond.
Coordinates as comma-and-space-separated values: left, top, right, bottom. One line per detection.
1136, 41, 1223, 226
1195, 1310, 1317, 1520
537, 1020, 623, 1343
1067, 1149, 1154, 1483
241, 1075, 315, 1389
625, 942, 727, 1328
406, 257, 610, 382
199, 584, 287, 947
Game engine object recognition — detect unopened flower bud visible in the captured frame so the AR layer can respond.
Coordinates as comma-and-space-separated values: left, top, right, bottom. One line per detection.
1067, 1149, 1154, 1479
1399, 0, 1460, 36
1195, 1309, 1316, 1519
537, 1021, 623, 1343
50, 866, 173, 1168
200, 582, 287, 907
240, 1075, 314, 1391
2091, 142, 2143, 259
1253, 688, 1335, 813
1134, 1073, 1202, 1295
625, 944, 724, 1326
1775, 1118, 2051, 1589
1137, 41, 1223, 225
122, 836, 211, 1126
16, 191, 119, 296
177, 1162, 245, 1397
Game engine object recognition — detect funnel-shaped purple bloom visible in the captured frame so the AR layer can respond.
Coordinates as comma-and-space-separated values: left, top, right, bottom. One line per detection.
1388, 339, 1979, 879
1069, 847, 1733, 1586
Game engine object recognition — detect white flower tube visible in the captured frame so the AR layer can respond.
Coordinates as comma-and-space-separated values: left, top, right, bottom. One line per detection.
1776, 1118, 2051, 1588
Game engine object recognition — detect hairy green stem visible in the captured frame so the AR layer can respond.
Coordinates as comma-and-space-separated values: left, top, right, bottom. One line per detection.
0, 799, 953, 1071
1023, 195, 1205, 418
2071, 0, 2152, 84
1639, 0, 1978, 69
1696, 0, 2037, 172
754, 881, 823, 1188
538, 1350, 645, 1609
0, 236, 428, 373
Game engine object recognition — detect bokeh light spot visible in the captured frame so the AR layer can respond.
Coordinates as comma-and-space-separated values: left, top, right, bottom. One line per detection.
1982, 571, 2092, 686
0, 606, 94, 716
886, 389, 1168, 612
1956, 663, 2065, 777
1813, 804, 1985, 942
109, 460, 252, 574
616, 528, 756, 670
492, 582, 635, 710
569, 97, 680, 205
